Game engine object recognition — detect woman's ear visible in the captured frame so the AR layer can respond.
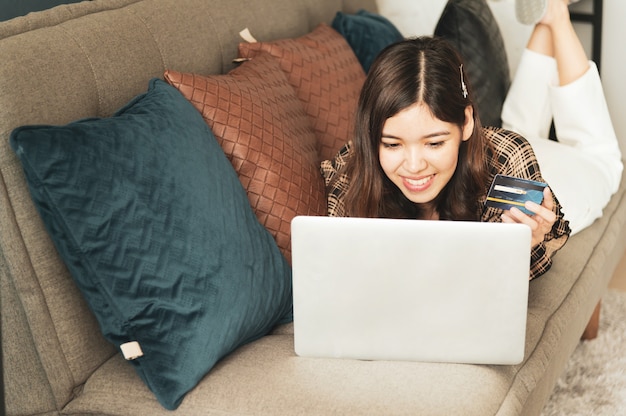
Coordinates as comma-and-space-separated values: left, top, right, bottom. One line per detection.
462, 105, 474, 142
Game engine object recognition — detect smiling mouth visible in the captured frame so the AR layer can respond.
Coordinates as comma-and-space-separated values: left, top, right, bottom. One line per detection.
401, 174, 435, 193
405, 176, 432, 187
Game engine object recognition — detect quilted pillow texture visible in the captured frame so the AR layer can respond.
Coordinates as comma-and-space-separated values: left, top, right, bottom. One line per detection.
10, 78, 293, 410
238, 23, 366, 162
332, 9, 404, 73
164, 53, 327, 263
434, 0, 510, 128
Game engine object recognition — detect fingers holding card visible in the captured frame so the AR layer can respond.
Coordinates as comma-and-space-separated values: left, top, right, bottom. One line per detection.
500, 186, 557, 248
487, 176, 557, 248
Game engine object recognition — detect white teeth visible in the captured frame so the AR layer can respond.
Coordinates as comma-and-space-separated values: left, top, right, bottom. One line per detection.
406, 176, 431, 186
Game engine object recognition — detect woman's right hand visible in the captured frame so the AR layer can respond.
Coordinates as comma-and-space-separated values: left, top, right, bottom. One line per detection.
500, 187, 557, 248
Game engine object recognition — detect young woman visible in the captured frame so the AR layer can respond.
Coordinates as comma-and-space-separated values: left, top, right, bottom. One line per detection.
321, 0, 622, 280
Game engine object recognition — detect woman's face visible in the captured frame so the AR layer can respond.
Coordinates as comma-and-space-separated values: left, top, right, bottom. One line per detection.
379, 102, 474, 213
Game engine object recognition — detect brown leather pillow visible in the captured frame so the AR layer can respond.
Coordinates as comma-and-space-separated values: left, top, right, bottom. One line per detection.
164, 53, 326, 263
238, 23, 366, 162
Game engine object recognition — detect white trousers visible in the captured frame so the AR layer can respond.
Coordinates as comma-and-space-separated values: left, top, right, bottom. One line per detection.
501, 49, 623, 235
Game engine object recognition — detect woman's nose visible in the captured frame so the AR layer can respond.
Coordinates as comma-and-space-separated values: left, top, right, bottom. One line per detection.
404, 148, 427, 173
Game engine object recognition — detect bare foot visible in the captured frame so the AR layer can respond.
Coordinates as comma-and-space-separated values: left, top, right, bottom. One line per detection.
538, 0, 571, 27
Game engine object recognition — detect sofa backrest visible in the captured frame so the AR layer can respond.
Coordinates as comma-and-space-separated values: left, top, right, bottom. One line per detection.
0, 0, 376, 413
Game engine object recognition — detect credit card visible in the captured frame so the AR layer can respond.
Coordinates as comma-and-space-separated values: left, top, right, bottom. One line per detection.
485, 174, 547, 216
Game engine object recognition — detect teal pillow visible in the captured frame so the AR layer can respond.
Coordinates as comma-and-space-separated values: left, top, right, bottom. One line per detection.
10, 78, 293, 410
332, 9, 404, 73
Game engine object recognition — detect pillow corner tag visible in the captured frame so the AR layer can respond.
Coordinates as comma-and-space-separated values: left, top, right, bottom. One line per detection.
120, 341, 144, 360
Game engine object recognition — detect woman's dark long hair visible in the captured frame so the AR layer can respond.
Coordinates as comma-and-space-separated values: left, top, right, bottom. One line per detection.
341, 36, 492, 220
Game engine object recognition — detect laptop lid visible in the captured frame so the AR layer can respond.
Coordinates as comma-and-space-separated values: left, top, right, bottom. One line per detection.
290, 216, 531, 365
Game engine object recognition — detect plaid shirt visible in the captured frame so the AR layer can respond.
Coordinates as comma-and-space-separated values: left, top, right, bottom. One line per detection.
321, 127, 571, 280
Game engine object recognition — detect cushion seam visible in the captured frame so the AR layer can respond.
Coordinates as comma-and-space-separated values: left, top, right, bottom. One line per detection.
0, 171, 76, 410
56, 23, 104, 116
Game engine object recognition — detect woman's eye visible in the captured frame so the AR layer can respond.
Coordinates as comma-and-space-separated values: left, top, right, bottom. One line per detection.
381, 142, 400, 149
427, 141, 444, 148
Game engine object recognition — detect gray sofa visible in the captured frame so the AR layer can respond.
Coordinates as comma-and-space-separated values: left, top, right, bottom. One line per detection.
1, 0, 625, 415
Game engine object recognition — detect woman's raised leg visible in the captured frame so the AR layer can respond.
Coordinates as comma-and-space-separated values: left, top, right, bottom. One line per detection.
504, 0, 623, 234
501, 12, 560, 140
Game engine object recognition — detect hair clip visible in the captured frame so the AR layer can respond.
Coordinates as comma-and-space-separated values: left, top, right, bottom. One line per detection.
460, 64, 468, 99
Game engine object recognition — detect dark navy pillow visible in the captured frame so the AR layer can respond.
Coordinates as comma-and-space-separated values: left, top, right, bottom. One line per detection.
332, 9, 404, 73
10, 78, 293, 410
435, 0, 511, 128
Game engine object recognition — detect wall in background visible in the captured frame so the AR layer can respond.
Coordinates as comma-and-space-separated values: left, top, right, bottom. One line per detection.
570, 0, 626, 154
0, 0, 86, 21
599, 0, 626, 153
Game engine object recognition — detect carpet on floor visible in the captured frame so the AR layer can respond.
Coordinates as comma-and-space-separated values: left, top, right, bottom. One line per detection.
541, 289, 626, 416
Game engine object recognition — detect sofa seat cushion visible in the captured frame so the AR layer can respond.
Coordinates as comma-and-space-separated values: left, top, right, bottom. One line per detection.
65, 332, 514, 415
164, 53, 327, 263
9, 78, 293, 410
238, 23, 366, 162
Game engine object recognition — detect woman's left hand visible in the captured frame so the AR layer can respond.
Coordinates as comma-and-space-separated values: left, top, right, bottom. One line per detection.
501, 187, 557, 248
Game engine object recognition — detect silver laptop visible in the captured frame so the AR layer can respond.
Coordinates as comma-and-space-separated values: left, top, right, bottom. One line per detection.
290, 216, 531, 365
